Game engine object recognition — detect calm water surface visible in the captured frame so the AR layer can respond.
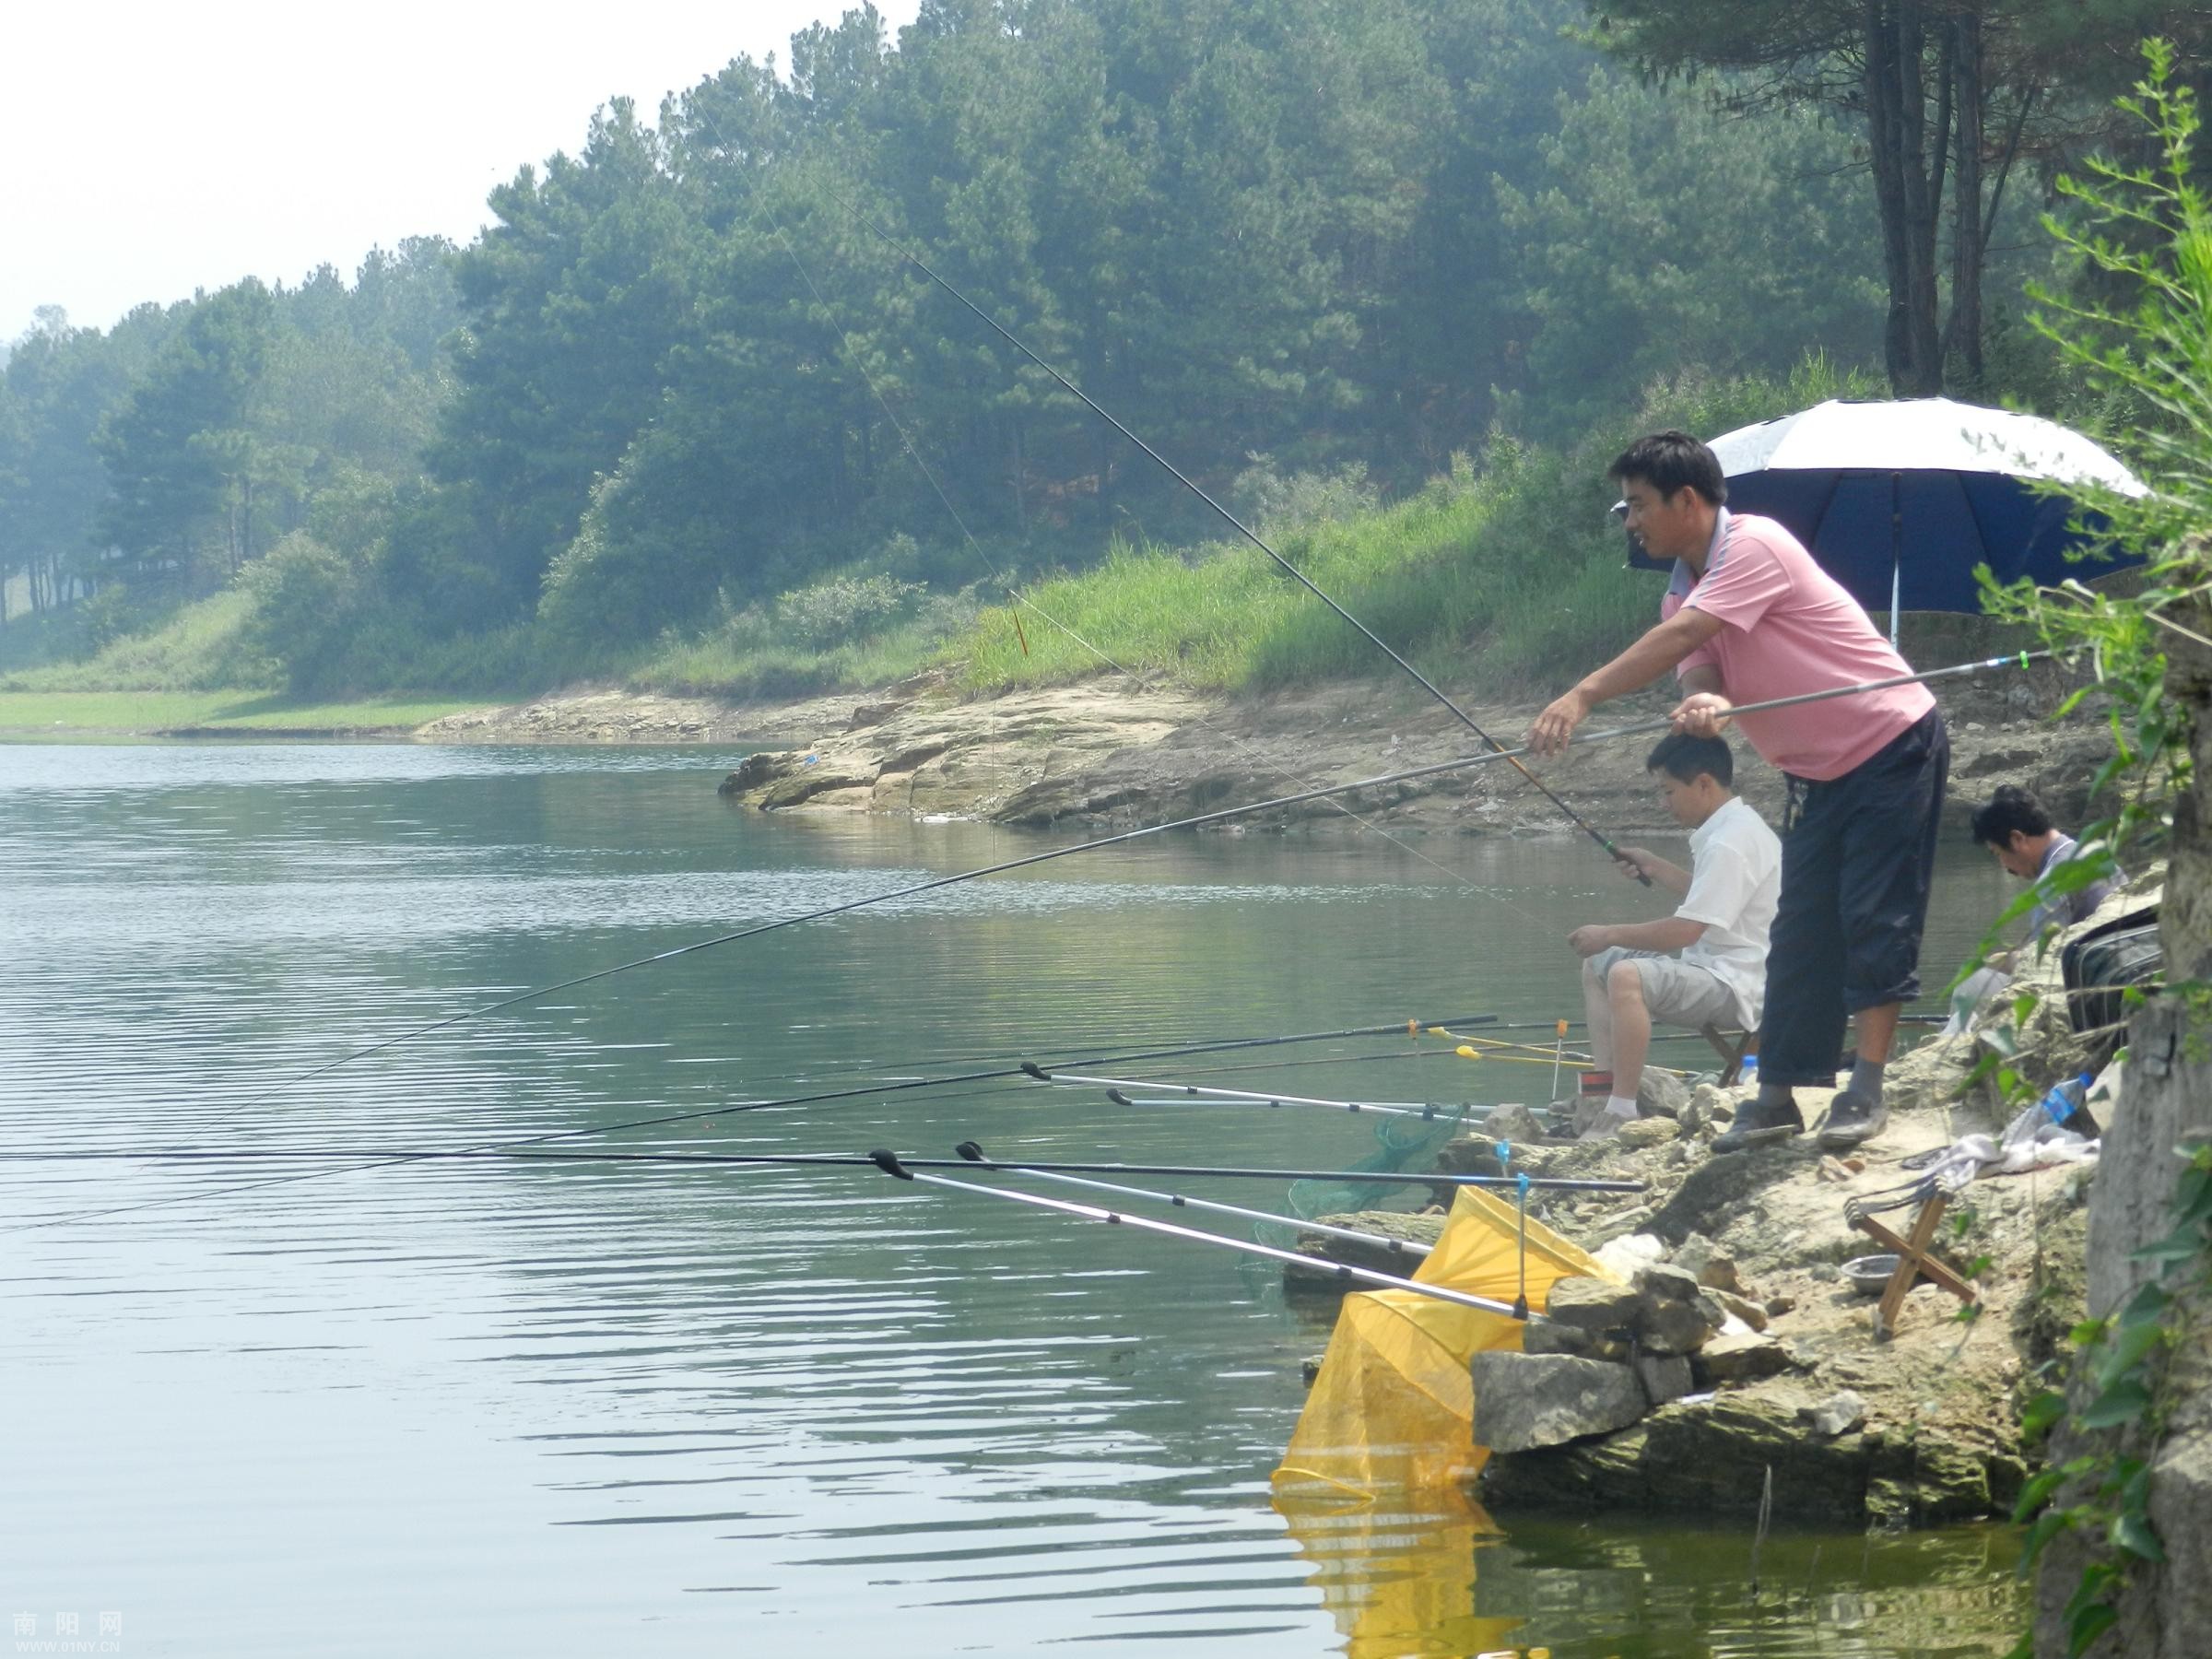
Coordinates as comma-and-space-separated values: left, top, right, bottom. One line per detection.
2, 743, 2027, 1656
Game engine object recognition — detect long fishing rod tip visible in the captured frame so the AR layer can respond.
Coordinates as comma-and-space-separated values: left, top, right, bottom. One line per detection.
954, 1140, 989, 1163
1019, 1062, 1050, 1080
867, 1148, 913, 1181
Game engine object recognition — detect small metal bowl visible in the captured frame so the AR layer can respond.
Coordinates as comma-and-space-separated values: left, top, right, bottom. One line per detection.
1843, 1253, 1900, 1296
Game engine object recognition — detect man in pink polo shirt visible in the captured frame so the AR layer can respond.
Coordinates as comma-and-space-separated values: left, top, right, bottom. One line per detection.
1525, 430, 1948, 1152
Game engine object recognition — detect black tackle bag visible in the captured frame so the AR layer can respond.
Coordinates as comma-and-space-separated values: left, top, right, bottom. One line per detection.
2061, 904, 2162, 1065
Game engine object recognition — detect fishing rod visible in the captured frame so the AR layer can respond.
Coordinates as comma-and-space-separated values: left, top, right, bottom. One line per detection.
837, 194, 1649, 883
951, 1141, 1641, 1205
1025, 1063, 1465, 1121
953, 1139, 1438, 1262
0, 1142, 1647, 1190
215, 648, 2049, 1131
7, 1013, 1494, 1233
39, 651, 2041, 1236
951, 1141, 1645, 1247
865, 1150, 1537, 1319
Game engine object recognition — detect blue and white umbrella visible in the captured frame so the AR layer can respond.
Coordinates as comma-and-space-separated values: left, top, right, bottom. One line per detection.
1628, 396, 2147, 637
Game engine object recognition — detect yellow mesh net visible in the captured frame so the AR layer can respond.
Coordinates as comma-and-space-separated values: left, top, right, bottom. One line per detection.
1272, 1184, 1620, 1502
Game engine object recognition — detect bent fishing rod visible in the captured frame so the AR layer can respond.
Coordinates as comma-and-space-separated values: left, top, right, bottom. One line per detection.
835, 194, 1647, 882
204, 647, 2050, 1135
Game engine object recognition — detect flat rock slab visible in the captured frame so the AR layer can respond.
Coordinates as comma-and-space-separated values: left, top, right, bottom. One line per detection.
1471, 1352, 1648, 1453
1544, 1276, 1642, 1333
1696, 1331, 1797, 1385
1477, 1387, 2018, 1526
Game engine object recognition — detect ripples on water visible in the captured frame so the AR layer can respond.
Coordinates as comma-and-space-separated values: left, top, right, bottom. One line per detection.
2, 744, 2026, 1655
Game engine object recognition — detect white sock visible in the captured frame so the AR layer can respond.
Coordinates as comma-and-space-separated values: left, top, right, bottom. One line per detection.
1605, 1094, 1639, 1120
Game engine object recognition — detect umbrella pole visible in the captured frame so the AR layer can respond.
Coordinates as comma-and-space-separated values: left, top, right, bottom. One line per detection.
1889, 470, 1903, 648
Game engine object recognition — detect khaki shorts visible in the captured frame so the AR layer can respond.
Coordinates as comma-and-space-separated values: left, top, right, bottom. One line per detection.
1585, 947, 1741, 1030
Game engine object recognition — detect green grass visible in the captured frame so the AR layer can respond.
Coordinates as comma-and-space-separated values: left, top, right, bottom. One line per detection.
0, 690, 488, 736
0, 590, 275, 693
630, 610, 966, 700
951, 447, 1652, 698
951, 357, 1893, 700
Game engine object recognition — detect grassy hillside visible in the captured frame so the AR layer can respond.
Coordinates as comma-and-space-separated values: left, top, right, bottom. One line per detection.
950, 363, 1884, 699
2, 359, 1890, 723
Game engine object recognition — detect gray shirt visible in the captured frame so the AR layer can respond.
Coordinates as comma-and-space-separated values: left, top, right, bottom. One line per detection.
2026, 832, 2118, 937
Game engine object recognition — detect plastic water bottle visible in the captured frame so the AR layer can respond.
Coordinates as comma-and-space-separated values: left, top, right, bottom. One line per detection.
1736, 1053, 1758, 1086
2034, 1072, 2098, 1137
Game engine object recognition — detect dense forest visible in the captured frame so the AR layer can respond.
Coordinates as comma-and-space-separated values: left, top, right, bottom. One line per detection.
0, 0, 2194, 701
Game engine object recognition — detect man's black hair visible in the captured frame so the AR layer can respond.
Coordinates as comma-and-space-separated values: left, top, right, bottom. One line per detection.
1971, 784, 2054, 846
1609, 430, 1727, 506
1646, 732, 1734, 788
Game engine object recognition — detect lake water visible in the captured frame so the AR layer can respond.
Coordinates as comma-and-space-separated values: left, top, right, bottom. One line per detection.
1, 742, 2028, 1657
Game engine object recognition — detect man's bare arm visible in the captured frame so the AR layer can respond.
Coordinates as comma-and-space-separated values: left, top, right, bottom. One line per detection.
1569, 917, 1708, 956
1530, 608, 1724, 754
1614, 846, 1692, 897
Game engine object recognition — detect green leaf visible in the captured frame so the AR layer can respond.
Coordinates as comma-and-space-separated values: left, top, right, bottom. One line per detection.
2021, 1391, 2070, 1441
2096, 1320, 2169, 1391
2131, 1228, 2206, 1264
2112, 1512, 2164, 1560
2013, 1465, 2069, 1519
2077, 1378, 2154, 1430
2018, 1507, 2076, 1576
2119, 1463, 2151, 1511
2118, 1281, 2171, 1324
2068, 1600, 2118, 1656
2172, 1167, 2212, 1226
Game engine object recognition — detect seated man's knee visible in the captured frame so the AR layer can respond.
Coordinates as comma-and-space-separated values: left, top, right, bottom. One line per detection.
1606, 959, 1644, 1003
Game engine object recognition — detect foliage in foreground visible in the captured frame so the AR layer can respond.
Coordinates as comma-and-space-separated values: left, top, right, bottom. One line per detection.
1960, 42, 2212, 1657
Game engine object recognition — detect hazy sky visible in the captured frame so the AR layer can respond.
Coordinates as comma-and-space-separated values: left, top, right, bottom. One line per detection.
2, 1, 924, 342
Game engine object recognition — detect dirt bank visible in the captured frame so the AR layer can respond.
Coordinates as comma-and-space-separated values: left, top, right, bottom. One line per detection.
420, 659, 2115, 838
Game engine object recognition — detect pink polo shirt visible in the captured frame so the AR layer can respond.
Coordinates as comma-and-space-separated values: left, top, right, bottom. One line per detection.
1661, 511, 1934, 781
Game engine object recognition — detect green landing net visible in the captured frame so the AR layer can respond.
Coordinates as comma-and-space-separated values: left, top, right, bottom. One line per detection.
1253, 1103, 1471, 1250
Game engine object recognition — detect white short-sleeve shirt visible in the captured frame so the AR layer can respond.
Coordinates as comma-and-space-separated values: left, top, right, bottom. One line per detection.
1675, 795, 1783, 1029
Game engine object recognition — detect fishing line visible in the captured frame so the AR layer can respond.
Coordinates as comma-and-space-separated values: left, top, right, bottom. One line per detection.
748, 177, 1559, 935
6, 1010, 1501, 1231
0, 1142, 1641, 1192
28, 652, 2042, 1231
826, 186, 1649, 880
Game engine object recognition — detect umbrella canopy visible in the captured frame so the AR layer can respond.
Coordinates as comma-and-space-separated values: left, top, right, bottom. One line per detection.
1627, 397, 2147, 618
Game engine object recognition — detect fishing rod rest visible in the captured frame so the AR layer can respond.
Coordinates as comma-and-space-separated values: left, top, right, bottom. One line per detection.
869, 1148, 914, 1180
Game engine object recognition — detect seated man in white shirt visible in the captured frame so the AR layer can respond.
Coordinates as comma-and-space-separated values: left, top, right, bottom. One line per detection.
1568, 733, 1783, 1139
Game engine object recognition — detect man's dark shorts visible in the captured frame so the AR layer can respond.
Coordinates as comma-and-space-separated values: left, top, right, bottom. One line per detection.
1759, 710, 1949, 1088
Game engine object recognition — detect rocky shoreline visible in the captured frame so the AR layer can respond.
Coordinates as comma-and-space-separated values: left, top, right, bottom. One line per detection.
420, 658, 2116, 839
1278, 884, 2159, 1529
